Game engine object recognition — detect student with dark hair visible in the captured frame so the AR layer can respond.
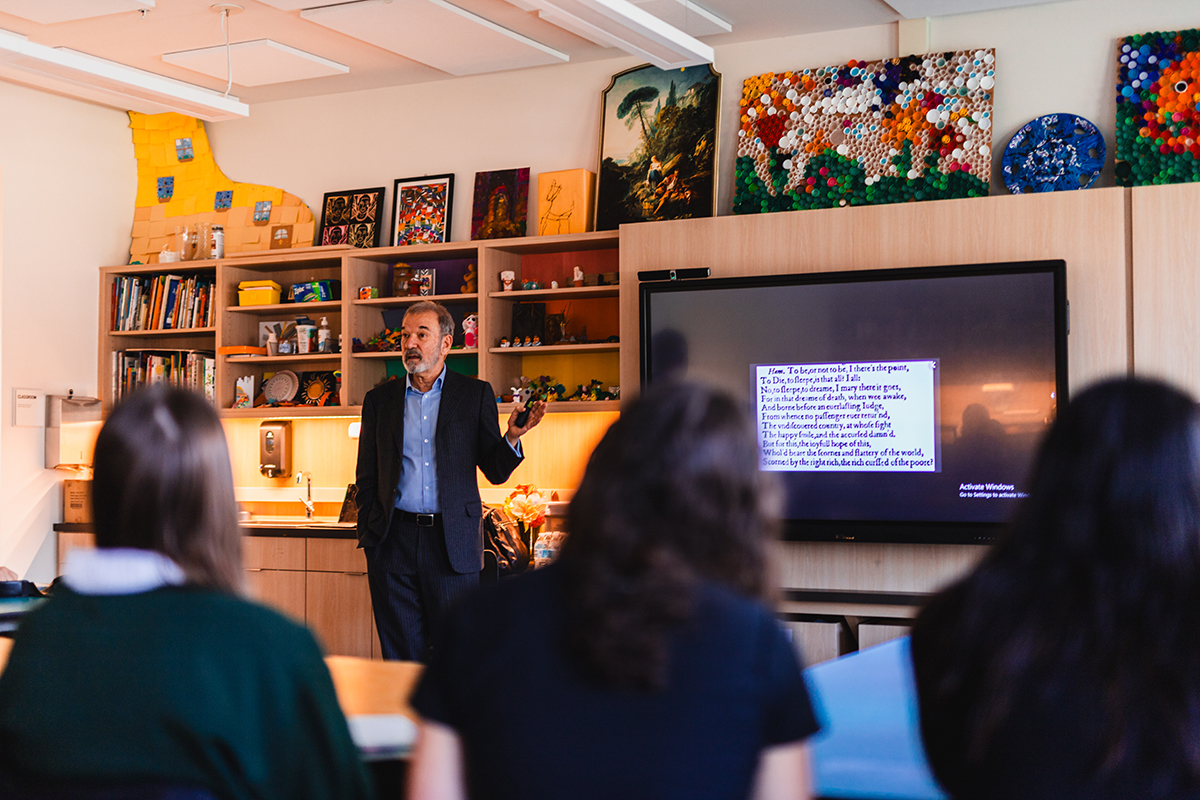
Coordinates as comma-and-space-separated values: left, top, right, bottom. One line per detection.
0, 386, 372, 800
408, 381, 820, 800
912, 378, 1200, 800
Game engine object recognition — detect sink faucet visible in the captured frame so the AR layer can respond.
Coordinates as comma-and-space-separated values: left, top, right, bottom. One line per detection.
296, 471, 314, 520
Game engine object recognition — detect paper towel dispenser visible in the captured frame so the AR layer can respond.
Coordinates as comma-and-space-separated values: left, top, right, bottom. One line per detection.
45, 394, 102, 469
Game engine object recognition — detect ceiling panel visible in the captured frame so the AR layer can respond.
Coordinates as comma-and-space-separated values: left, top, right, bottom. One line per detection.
882, 0, 1058, 18
162, 38, 349, 86
0, 0, 153, 25
301, 0, 569, 76
629, 0, 730, 37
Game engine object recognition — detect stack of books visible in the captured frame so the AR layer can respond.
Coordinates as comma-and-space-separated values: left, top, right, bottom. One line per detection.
112, 349, 215, 403
111, 274, 215, 331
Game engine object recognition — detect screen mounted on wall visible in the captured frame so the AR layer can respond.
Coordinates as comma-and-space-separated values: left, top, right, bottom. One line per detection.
640, 261, 1068, 544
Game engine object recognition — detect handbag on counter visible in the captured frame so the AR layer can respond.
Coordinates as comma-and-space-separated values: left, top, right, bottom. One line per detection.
480, 506, 529, 584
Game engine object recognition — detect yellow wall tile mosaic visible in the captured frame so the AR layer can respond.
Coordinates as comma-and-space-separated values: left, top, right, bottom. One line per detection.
128, 112, 316, 264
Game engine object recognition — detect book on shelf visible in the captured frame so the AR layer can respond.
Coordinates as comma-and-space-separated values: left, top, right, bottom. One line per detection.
112, 349, 216, 404
110, 273, 215, 332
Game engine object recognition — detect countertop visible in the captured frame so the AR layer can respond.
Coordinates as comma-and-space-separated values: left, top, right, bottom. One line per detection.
54, 520, 358, 539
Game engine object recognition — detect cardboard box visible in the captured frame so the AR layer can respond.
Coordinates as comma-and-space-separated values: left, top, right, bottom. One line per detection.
63, 479, 93, 524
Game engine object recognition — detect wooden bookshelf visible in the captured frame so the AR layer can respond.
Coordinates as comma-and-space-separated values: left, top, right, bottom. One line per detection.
100, 231, 624, 418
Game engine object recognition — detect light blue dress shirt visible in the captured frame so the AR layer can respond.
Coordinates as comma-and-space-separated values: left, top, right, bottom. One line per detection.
395, 368, 522, 514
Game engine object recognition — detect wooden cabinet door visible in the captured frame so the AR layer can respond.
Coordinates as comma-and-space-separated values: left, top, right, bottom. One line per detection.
245, 569, 306, 624
56, 532, 95, 576
306, 571, 373, 658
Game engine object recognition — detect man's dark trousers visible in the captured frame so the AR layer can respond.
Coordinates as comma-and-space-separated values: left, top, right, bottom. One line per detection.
365, 511, 479, 662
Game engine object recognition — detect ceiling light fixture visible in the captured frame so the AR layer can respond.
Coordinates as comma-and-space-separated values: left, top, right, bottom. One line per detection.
509, 0, 713, 69
0, 28, 248, 120
211, 3, 244, 98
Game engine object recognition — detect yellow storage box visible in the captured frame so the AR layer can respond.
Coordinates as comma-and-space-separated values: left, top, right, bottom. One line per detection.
237, 280, 282, 306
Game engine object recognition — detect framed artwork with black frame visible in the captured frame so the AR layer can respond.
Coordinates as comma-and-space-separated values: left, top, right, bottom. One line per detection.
391, 174, 454, 246
595, 63, 720, 231
316, 187, 385, 248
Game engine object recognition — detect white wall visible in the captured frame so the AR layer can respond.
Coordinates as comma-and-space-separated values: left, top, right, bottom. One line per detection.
208, 0, 1200, 235
0, 83, 134, 581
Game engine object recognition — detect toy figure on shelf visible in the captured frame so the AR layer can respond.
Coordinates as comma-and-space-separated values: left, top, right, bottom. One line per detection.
499, 337, 510, 348
392, 263, 413, 297
573, 266, 584, 287
501, 270, 515, 292
530, 375, 566, 403
531, 335, 541, 346
523, 336, 532, 346
521, 280, 541, 290
462, 313, 478, 349
461, 263, 478, 294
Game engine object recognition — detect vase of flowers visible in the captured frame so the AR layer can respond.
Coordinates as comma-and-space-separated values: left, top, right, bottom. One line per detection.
503, 483, 549, 560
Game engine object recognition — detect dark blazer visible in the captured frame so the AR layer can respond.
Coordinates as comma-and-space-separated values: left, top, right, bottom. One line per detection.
355, 369, 523, 574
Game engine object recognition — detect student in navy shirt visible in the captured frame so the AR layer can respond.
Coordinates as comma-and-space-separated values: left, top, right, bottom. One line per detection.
409, 381, 820, 800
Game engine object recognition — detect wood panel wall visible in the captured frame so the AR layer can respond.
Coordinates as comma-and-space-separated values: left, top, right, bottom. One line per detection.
618, 189, 1133, 594
1131, 182, 1200, 393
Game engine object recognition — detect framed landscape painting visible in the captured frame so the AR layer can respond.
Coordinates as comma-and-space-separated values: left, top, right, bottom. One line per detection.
391, 174, 454, 246
595, 63, 719, 231
316, 187, 385, 248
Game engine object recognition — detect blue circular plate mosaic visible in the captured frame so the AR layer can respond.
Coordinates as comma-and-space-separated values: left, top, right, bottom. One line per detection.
1002, 114, 1106, 194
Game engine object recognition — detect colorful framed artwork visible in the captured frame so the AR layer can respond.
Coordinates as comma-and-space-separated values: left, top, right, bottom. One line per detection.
596, 63, 720, 231
538, 168, 595, 235
1115, 29, 1200, 186
471, 168, 529, 240
391, 174, 454, 246
734, 51, 994, 214
317, 187, 385, 248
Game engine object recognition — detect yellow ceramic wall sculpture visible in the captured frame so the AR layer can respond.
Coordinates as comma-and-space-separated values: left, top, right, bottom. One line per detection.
128, 112, 316, 263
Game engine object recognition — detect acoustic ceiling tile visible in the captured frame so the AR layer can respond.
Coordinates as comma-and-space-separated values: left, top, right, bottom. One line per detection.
162, 39, 348, 87
301, 0, 568, 76
0, 0, 154, 25
628, 0, 729, 37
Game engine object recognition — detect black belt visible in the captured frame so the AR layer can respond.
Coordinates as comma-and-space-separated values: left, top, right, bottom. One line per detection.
395, 510, 441, 527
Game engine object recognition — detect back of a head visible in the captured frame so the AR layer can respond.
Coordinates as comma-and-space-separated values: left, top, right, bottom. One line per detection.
1007, 377, 1200, 592
91, 385, 242, 593
562, 381, 778, 689
922, 377, 1200, 779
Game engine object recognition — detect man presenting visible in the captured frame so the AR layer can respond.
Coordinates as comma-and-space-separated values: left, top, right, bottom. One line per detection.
355, 301, 544, 661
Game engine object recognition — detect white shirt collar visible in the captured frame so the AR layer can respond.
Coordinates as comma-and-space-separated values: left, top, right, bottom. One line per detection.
63, 547, 186, 595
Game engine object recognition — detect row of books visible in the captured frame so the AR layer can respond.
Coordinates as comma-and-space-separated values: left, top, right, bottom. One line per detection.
112, 350, 215, 403
111, 274, 216, 331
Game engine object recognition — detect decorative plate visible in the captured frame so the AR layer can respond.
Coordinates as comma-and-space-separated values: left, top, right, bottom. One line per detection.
1002, 113, 1106, 194
263, 370, 299, 404
299, 372, 337, 406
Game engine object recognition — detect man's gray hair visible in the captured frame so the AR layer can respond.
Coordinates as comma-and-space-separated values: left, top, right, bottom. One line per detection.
404, 300, 455, 340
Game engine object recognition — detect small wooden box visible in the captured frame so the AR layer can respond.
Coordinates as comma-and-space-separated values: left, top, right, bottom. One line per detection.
63, 479, 93, 524
537, 169, 595, 236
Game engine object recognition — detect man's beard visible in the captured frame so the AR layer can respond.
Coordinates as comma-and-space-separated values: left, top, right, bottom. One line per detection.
405, 349, 434, 374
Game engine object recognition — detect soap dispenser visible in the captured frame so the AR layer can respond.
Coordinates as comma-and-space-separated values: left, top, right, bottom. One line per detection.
259, 421, 292, 478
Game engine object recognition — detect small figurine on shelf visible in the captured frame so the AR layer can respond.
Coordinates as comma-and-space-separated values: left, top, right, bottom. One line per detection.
392, 263, 414, 297
521, 279, 541, 290
523, 336, 532, 346
461, 263, 478, 294
550, 281, 559, 289
462, 313, 478, 349
501, 270, 515, 292
499, 337, 510, 348
531, 335, 542, 346
573, 266, 584, 287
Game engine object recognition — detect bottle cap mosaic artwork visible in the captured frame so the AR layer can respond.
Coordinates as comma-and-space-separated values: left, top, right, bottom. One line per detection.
1115, 28, 1200, 187
1002, 114, 1106, 194
733, 51, 994, 215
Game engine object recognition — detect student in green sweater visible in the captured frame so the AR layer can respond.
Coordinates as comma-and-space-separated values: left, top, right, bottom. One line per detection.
0, 386, 373, 800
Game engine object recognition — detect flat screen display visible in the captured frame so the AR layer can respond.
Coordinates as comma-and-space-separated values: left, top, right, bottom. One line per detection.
640, 261, 1068, 544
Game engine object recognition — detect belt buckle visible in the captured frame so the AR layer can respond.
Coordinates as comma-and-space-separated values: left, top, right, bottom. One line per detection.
416, 513, 435, 527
